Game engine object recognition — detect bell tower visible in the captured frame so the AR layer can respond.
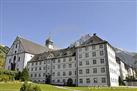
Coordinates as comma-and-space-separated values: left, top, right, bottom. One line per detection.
45, 36, 54, 49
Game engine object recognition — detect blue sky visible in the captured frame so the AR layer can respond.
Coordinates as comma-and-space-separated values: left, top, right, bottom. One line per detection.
0, 0, 136, 52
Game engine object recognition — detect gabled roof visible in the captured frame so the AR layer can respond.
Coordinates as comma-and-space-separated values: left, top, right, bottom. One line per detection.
82, 33, 105, 45
18, 37, 49, 54
28, 47, 76, 62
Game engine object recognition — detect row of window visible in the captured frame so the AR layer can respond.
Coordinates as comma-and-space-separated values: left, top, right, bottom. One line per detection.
79, 67, 106, 74
79, 44, 104, 52
9, 56, 20, 63
52, 77, 106, 84
79, 51, 104, 58
31, 57, 75, 66
29, 66, 46, 71
79, 77, 106, 84
52, 57, 75, 63
52, 71, 76, 76
79, 58, 105, 66
53, 63, 75, 69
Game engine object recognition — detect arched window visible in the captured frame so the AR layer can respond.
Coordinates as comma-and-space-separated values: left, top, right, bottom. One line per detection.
13, 56, 16, 62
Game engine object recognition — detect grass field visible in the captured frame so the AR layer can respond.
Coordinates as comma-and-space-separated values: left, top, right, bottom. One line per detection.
0, 82, 137, 91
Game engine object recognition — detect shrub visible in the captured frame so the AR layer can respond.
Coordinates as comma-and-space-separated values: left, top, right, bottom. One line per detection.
20, 82, 41, 91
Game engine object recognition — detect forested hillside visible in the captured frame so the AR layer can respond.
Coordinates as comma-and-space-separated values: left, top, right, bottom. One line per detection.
0, 45, 9, 68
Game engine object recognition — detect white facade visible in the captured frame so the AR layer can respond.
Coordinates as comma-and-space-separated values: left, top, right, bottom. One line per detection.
5, 37, 27, 71
27, 42, 120, 86
5, 36, 46, 71
5, 34, 136, 86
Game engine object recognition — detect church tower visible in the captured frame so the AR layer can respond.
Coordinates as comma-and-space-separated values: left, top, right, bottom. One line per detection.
45, 37, 54, 49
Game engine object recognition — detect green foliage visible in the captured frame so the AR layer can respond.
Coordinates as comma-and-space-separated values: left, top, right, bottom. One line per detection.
21, 68, 29, 81
0, 69, 16, 82
15, 71, 22, 80
0, 45, 9, 68
20, 82, 41, 91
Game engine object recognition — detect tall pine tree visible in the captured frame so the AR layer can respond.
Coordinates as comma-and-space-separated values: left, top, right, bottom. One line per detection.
21, 68, 29, 81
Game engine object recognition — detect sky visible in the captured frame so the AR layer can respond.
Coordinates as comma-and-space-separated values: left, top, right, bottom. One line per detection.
0, 0, 137, 52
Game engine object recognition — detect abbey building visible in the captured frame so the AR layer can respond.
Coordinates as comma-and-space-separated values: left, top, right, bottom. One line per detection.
5, 33, 136, 86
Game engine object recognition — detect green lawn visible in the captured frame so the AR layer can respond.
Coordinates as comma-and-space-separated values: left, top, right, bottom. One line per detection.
0, 82, 137, 91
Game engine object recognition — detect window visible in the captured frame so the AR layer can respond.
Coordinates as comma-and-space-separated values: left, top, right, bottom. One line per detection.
63, 64, 66, 68
100, 59, 104, 64
93, 68, 97, 73
85, 47, 88, 51
43, 73, 45, 77
13, 56, 16, 61
79, 54, 82, 58
58, 65, 60, 69
15, 51, 17, 54
93, 60, 96, 64
100, 51, 104, 56
86, 69, 90, 74
63, 58, 66, 62
52, 72, 55, 76
31, 68, 33, 71
79, 48, 82, 52
58, 59, 60, 63
92, 52, 96, 57
69, 71, 72, 76
44, 67, 46, 70
63, 79, 66, 83
15, 44, 18, 48
99, 44, 103, 48
86, 60, 89, 65
69, 57, 72, 61
39, 67, 41, 70
53, 60, 55, 63
9, 59, 11, 63
63, 72, 66, 76
79, 61, 82, 66
86, 78, 90, 83
79, 79, 83, 83
69, 64, 72, 68
31, 74, 33, 77
92, 45, 96, 50
57, 72, 60, 76
79, 70, 83, 74
18, 57, 20, 62
93, 78, 97, 83
101, 68, 105, 73
52, 66, 55, 69
102, 78, 106, 83
85, 53, 89, 58
34, 74, 37, 77
35, 62, 37, 65
39, 61, 41, 65
39, 73, 41, 77
35, 67, 37, 71
57, 79, 60, 82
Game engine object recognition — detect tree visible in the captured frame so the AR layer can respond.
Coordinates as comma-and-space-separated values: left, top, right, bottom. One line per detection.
118, 76, 125, 86
15, 71, 22, 80
21, 68, 29, 81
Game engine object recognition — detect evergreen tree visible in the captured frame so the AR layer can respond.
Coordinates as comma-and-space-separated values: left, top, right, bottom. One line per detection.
21, 68, 29, 81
